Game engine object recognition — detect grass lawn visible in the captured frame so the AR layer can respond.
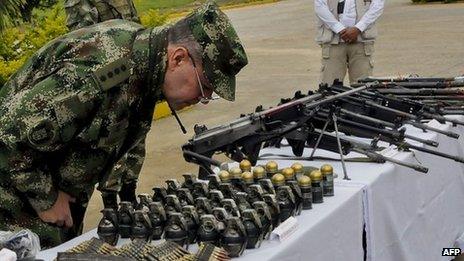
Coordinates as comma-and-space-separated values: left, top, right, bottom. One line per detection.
134, 0, 278, 13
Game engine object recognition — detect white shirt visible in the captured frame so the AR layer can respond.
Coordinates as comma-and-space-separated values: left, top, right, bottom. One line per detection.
315, 0, 384, 34
339, 0, 357, 27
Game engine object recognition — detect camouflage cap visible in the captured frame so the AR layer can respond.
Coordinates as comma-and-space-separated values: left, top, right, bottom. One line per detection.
185, 1, 248, 101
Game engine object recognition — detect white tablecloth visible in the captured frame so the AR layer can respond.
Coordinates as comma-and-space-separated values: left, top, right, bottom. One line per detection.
37, 186, 365, 261
258, 115, 464, 261
38, 116, 464, 261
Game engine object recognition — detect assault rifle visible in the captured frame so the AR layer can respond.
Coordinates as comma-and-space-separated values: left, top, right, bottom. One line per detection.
326, 83, 464, 127
359, 76, 464, 83
373, 88, 464, 96
182, 86, 369, 178
309, 110, 464, 164
321, 85, 461, 138
355, 76, 464, 88
261, 92, 464, 167
182, 85, 431, 179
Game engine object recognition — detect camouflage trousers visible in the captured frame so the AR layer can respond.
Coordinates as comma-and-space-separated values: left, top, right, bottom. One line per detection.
0, 185, 91, 249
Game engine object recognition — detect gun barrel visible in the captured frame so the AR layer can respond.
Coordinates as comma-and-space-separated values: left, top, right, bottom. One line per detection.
331, 108, 440, 147
261, 85, 368, 117
325, 87, 462, 139
399, 95, 464, 101
398, 142, 464, 164
406, 121, 460, 139
441, 110, 464, 115
375, 88, 464, 95
351, 147, 428, 173
339, 108, 397, 128
183, 150, 223, 167
403, 134, 439, 147
319, 131, 429, 173
354, 79, 464, 88
305, 85, 370, 110
422, 112, 464, 126
358, 76, 458, 83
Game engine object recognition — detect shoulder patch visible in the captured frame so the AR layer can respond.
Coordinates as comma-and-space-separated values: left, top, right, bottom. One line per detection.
92, 57, 131, 92
27, 118, 59, 151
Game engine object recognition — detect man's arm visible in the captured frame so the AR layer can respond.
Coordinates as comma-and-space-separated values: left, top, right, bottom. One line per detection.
355, 0, 384, 33
314, 0, 346, 34
1, 68, 99, 226
64, 0, 98, 31
4, 139, 76, 227
341, 0, 384, 42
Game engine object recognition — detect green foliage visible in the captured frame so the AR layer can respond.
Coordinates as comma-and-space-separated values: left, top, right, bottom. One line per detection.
0, 0, 25, 30
0, 0, 58, 31
411, 0, 457, 3
0, 2, 67, 86
140, 9, 168, 27
0, 0, 274, 87
135, 0, 197, 13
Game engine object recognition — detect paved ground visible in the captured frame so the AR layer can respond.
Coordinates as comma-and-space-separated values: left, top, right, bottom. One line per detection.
83, 0, 464, 230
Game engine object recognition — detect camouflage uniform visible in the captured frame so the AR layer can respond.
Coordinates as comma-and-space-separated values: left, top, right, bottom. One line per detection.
0, 2, 247, 248
64, 0, 144, 209
65, 0, 140, 31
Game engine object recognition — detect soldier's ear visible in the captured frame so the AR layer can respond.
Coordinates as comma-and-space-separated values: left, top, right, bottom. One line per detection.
170, 46, 189, 67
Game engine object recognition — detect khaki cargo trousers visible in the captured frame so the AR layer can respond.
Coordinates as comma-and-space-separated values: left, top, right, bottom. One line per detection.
320, 42, 375, 85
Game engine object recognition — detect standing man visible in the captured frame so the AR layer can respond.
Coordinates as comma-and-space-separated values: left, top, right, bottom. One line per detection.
0, 1, 247, 248
315, 0, 384, 85
65, 0, 140, 30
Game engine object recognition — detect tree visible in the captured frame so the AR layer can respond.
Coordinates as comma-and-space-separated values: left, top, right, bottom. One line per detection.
0, 0, 58, 31
0, 0, 25, 30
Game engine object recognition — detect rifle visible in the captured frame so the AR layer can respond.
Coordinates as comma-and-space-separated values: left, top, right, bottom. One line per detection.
326, 83, 464, 127
182, 85, 431, 178
321, 86, 461, 138
373, 88, 464, 96
309, 110, 464, 164
307, 129, 429, 173
331, 107, 439, 147
261, 126, 429, 174
182, 85, 370, 177
357, 75, 464, 86
264, 99, 464, 168
352, 81, 464, 89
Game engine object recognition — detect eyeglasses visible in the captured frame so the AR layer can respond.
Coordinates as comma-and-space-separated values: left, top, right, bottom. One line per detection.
189, 54, 219, 104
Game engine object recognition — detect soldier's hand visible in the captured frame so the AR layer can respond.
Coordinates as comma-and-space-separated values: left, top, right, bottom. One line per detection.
37, 191, 76, 228
340, 27, 361, 43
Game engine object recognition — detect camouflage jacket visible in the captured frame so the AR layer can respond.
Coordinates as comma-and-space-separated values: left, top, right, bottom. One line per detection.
65, 0, 140, 31
0, 20, 167, 212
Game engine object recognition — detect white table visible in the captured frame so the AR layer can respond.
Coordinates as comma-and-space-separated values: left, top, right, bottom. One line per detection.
258, 116, 464, 261
38, 116, 464, 261
37, 187, 365, 261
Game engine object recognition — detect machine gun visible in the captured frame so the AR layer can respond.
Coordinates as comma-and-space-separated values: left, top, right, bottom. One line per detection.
182, 85, 435, 179
355, 76, 464, 88
308, 109, 464, 164
261, 93, 464, 173
326, 83, 464, 127
182, 86, 369, 178
320, 85, 461, 139
352, 75, 464, 112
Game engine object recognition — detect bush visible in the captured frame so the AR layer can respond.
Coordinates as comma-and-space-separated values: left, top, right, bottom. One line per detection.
0, 4, 171, 87
0, 2, 67, 86
140, 9, 169, 27
411, 0, 457, 3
